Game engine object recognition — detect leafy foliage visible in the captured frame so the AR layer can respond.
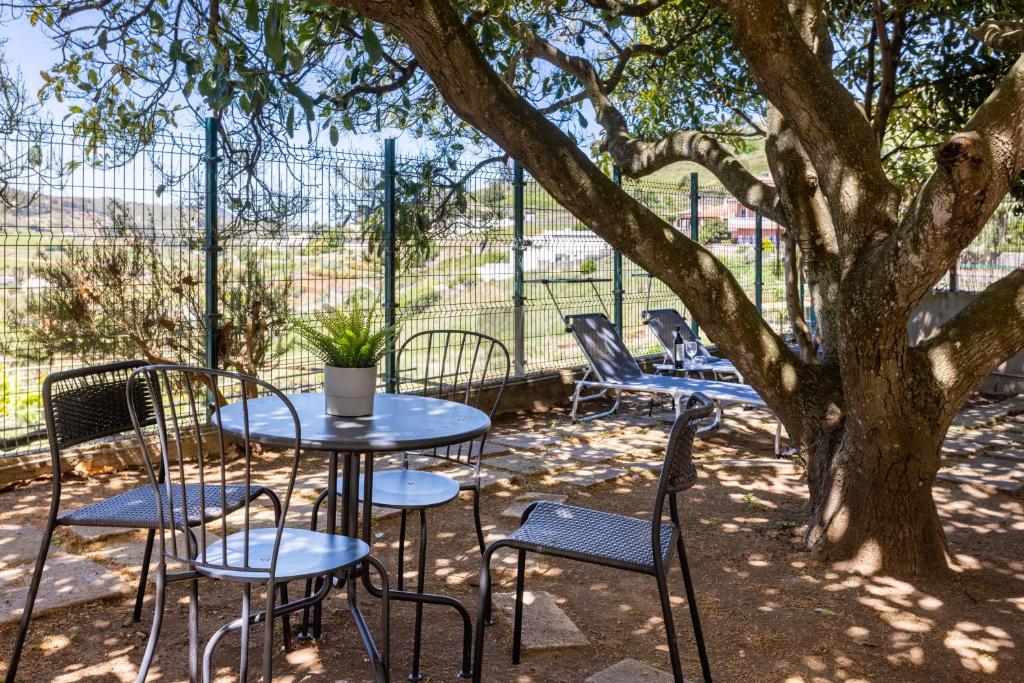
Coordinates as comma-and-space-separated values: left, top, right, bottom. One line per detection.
4, 200, 293, 378
293, 305, 394, 368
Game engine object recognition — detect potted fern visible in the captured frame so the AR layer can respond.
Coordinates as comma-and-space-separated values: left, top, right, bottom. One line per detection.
294, 305, 394, 417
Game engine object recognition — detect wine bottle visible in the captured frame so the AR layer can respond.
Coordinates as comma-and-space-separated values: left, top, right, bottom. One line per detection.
673, 325, 685, 369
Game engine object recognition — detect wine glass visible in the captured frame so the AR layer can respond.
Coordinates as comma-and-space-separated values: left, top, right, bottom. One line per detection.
684, 341, 699, 369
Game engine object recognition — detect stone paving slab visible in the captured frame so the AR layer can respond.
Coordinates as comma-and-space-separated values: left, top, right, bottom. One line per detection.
501, 493, 568, 519
490, 431, 566, 451
64, 525, 138, 544
585, 659, 676, 683
953, 403, 1013, 429
554, 421, 618, 442
546, 460, 662, 489
492, 590, 589, 651
990, 449, 1024, 463
937, 472, 1024, 495
487, 452, 570, 476
0, 550, 129, 625
702, 458, 796, 470
0, 523, 45, 569
944, 456, 1023, 480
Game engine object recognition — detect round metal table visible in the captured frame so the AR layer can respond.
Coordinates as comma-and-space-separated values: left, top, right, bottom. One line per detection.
218, 392, 491, 682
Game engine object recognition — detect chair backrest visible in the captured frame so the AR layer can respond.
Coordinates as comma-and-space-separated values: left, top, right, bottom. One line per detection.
652, 393, 713, 525
564, 313, 644, 383
395, 330, 510, 466
42, 360, 155, 467
128, 365, 301, 580
642, 308, 697, 358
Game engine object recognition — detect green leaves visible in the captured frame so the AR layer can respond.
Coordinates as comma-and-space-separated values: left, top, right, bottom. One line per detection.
264, 3, 286, 68
363, 25, 383, 65
293, 304, 396, 368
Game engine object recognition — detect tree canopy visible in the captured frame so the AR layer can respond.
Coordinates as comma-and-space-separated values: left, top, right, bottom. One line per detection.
6, 0, 1024, 575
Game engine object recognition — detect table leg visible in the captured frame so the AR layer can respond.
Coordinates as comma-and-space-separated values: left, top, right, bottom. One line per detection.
345, 451, 389, 682
300, 450, 341, 641
358, 451, 472, 679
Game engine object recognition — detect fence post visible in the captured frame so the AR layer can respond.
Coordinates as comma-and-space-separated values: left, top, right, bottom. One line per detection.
512, 162, 526, 376
949, 264, 959, 292
689, 172, 700, 338
612, 167, 624, 334
203, 116, 220, 371
383, 138, 398, 392
754, 212, 763, 315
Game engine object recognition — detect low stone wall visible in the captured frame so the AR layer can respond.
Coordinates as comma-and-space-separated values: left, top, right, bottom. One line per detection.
0, 427, 238, 491
908, 291, 1024, 395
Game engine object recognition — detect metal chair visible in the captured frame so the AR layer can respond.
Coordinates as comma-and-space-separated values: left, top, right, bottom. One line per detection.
310, 329, 510, 680
128, 365, 388, 683
4, 360, 277, 683
473, 394, 715, 683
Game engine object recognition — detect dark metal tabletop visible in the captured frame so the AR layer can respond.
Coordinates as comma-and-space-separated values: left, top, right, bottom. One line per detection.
217, 392, 490, 452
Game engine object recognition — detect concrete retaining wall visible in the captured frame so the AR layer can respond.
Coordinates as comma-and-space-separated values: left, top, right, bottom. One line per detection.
908, 291, 1024, 396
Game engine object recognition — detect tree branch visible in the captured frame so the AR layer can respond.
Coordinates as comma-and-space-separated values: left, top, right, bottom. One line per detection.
521, 28, 786, 223
916, 267, 1024, 417
329, 0, 835, 432
581, 0, 673, 18
970, 18, 1024, 53
862, 55, 1024, 319
726, 0, 902, 261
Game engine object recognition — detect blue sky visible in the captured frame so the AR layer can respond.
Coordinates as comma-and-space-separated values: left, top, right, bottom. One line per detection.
0, 13, 420, 156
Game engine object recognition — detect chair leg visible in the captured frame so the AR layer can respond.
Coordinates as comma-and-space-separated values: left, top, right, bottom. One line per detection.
187, 578, 201, 683
398, 509, 408, 591
512, 549, 526, 664
263, 581, 276, 683
135, 563, 168, 683
364, 554, 392, 683
409, 508, 428, 681
278, 583, 292, 652
5, 518, 57, 683
471, 487, 486, 557
240, 584, 252, 683
472, 542, 502, 683
677, 537, 711, 682
301, 488, 329, 639
132, 529, 156, 623
654, 569, 686, 683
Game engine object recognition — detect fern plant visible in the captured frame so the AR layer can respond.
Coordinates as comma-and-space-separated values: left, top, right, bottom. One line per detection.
294, 305, 395, 368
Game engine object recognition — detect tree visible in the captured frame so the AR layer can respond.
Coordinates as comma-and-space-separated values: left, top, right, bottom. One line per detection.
5, 200, 294, 389
11, 0, 1024, 574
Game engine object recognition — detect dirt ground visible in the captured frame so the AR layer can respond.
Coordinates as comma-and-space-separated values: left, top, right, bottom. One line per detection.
0, 410, 1022, 683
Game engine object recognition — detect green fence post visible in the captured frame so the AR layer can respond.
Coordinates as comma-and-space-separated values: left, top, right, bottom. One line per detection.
383, 138, 397, 392
203, 116, 220, 371
513, 162, 526, 376
949, 264, 959, 293
612, 167, 624, 334
754, 212, 763, 315
689, 172, 700, 338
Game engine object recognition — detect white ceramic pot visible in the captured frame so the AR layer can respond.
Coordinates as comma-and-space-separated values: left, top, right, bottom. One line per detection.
323, 364, 377, 417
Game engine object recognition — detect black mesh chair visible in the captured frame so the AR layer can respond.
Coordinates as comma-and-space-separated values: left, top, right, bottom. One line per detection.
129, 365, 388, 682
310, 329, 509, 681
4, 361, 279, 683
472, 394, 715, 683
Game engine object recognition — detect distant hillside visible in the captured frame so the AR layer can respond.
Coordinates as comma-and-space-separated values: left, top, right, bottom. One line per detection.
1, 192, 196, 234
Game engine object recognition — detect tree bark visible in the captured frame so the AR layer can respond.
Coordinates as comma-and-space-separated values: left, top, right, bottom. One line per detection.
331, 0, 1024, 576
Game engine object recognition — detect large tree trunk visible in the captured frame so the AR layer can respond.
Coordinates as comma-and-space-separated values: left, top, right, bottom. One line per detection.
803, 420, 950, 574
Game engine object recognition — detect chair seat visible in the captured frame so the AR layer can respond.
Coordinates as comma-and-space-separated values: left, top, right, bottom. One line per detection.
198, 527, 369, 581
505, 501, 677, 573
338, 470, 461, 509
59, 484, 267, 529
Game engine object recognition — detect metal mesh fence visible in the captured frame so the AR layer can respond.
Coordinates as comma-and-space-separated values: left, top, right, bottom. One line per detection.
3, 122, 1017, 458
